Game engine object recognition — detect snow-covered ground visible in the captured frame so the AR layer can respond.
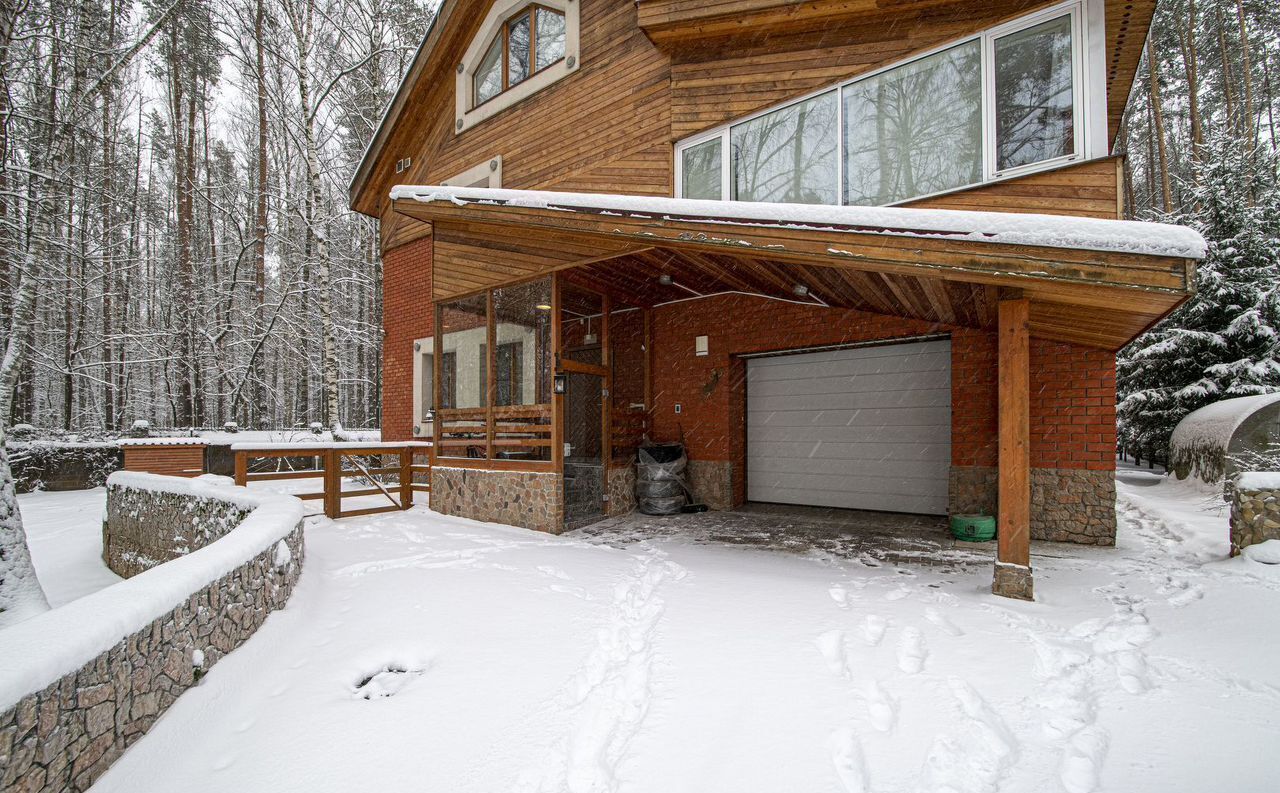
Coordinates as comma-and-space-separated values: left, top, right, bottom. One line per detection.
18, 475, 1280, 792
19, 487, 119, 607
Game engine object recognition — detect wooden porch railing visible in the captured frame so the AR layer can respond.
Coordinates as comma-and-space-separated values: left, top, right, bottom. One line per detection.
231, 442, 432, 519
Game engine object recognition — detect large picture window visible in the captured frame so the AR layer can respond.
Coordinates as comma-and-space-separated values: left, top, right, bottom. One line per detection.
842, 41, 982, 206
677, 1, 1091, 207
732, 92, 838, 205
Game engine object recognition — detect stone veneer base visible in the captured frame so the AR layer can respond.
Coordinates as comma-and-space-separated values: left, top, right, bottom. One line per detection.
949, 465, 1116, 546
1230, 485, 1280, 556
432, 466, 564, 534
1, 508, 303, 792
687, 460, 733, 511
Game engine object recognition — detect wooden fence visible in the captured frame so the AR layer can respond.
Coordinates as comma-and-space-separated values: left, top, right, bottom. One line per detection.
232, 442, 431, 519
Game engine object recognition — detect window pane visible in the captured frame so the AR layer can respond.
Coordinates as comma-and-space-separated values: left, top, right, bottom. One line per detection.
493, 278, 552, 461
475, 36, 502, 104
842, 41, 981, 205
731, 91, 838, 204
439, 294, 488, 458
508, 12, 531, 87
681, 138, 723, 200
535, 8, 565, 70
994, 15, 1075, 171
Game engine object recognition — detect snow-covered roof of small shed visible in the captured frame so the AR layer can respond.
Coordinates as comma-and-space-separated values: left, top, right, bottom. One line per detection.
390, 186, 1207, 259
116, 437, 208, 447
1170, 392, 1280, 451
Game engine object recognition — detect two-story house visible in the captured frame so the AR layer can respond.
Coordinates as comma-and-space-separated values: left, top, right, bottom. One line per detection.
348, 0, 1204, 599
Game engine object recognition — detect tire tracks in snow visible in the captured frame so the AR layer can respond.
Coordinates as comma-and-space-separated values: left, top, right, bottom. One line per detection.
519, 545, 684, 793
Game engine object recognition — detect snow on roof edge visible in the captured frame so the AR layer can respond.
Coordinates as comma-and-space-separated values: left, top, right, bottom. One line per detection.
390, 185, 1207, 260
0, 474, 304, 709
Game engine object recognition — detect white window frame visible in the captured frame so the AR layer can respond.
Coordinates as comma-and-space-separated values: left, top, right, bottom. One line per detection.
455, 0, 579, 135
983, 2, 1087, 180
412, 336, 434, 438
673, 0, 1103, 208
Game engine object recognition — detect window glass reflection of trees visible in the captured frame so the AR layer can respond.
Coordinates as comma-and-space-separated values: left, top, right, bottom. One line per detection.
731, 92, 838, 204
995, 15, 1075, 171
842, 42, 982, 205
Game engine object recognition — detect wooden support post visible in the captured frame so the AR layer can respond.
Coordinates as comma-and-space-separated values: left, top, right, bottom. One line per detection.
234, 451, 247, 487
399, 448, 412, 510
994, 292, 1034, 601
323, 449, 340, 520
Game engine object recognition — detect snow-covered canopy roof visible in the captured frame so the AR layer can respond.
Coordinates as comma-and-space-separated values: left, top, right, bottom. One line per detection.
390, 186, 1207, 260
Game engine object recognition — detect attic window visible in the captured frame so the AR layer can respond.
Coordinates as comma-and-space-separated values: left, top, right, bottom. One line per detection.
456, 0, 579, 133
473, 5, 565, 107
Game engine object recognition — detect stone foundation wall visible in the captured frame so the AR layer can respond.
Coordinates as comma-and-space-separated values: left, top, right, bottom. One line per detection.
949, 465, 1116, 546
1230, 485, 1280, 556
0, 482, 304, 793
607, 466, 636, 516
432, 466, 563, 533
688, 460, 733, 511
104, 484, 254, 577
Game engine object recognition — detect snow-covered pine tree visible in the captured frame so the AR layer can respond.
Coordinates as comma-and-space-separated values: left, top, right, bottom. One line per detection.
1118, 137, 1280, 457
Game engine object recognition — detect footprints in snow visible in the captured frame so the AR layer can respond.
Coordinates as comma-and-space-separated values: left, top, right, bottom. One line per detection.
519, 548, 685, 793
896, 628, 927, 675
860, 615, 887, 646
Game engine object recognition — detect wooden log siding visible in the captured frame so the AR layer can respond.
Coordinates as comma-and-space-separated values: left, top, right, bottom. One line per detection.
354, 0, 1155, 226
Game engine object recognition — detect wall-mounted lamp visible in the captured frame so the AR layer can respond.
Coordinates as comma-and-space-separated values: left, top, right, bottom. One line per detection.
536, 303, 552, 311
553, 374, 568, 395
792, 284, 810, 297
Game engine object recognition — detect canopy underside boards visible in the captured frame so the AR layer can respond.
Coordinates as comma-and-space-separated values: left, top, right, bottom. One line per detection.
392, 198, 1190, 351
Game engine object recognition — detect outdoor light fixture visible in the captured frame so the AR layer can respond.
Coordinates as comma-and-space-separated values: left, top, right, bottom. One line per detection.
535, 303, 552, 311
658, 274, 674, 286
553, 374, 568, 394
792, 284, 810, 297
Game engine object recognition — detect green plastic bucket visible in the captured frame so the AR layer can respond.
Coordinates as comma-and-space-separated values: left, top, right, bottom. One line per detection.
950, 513, 996, 542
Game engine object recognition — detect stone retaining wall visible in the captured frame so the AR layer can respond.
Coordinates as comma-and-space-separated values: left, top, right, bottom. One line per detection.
103, 484, 254, 577
0, 477, 304, 793
948, 465, 1116, 546
432, 466, 563, 533
1230, 484, 1280, 556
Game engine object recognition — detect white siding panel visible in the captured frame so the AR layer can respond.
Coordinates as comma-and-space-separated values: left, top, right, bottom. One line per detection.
746, 339, 951, 515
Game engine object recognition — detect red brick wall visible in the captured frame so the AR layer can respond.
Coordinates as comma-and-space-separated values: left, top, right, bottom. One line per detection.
381, 236, 434, 442
1030, 340, 1118, 471
645, 294, 1115, 491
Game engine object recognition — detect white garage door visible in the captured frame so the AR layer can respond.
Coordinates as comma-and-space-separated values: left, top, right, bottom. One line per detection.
746, 339, 951, 515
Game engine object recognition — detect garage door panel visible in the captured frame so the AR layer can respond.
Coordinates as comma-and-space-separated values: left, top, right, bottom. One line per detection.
748, 350, 952, 382
748, 370, 951, 397
749, 458, 951, 480
749, 425, 952, 448
748, 484, 948, 514
749, 406, 952, 431
747, 388, 951, 413
747, 339, 951, 515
